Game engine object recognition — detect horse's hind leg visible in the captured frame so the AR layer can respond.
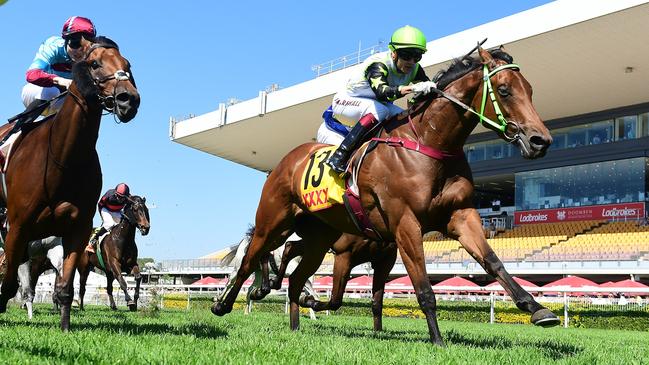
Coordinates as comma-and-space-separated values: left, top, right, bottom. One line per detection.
248, 253, 271, 300
77, 257, 90, 311
17, 261, 34, 319
448, 208, 560, 327
370, 245, 397, 332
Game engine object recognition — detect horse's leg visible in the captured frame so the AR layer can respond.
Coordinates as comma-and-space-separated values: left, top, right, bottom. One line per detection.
77, 258, 90, 311
47, 244, 64, 311
108, 261, 135, 311
18, 261, 34, 319
448, 208, 560, 327
131, 265, 141, 311
300, 250, 352, 313
303, 279, 318, 320
106, 273, 117, 310
370, 245, 398, 332
211, 209, 294, 316
58, 231, 90, 331
0, 228, 28, 313
396, 216, 444, 346
248, 253, 271, 300
270, 240, 304, 289
287, 241, 333, 331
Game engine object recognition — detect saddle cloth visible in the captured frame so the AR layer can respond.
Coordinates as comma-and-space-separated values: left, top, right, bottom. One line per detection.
299, 145, 347, 212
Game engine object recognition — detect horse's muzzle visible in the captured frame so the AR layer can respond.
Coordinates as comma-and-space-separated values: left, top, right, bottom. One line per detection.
139, 226, 150, 236
115, 90, 140, 123
519, 132, 552, 159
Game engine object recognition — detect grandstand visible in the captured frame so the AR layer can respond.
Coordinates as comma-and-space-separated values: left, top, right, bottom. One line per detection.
161, 1, 649, 287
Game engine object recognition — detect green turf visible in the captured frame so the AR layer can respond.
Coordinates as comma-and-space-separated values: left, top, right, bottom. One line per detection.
0, 304, 647, 364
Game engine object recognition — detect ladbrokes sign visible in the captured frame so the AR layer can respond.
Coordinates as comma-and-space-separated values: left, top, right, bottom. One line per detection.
514, 202, 645, 224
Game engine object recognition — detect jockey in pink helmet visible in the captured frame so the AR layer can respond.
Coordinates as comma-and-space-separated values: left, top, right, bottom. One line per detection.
20, 16, 96, 122
86, 183, 132, 253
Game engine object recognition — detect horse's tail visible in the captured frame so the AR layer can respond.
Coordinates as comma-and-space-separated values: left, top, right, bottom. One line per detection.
220, 225, 254, 266
220, 245, 239, 266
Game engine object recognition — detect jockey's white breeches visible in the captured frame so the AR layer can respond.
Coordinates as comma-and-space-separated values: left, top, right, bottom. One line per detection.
100, 208, 122, 230
316, 122, 345, 145
331, 91, 403, 128
21, 83, 65, 117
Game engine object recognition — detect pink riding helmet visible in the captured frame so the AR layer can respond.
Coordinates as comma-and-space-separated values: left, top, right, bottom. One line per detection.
115, 183, 130, 196
61, 16, 96, 39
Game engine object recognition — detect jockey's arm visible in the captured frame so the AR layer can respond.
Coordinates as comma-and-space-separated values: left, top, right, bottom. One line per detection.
365, 62, 401, 102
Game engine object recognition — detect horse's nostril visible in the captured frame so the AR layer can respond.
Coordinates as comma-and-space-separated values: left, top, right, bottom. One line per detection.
530, 135, 551, 148
115, 92, 131, 104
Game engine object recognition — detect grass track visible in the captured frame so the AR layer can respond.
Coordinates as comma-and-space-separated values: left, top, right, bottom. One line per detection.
0, 304, 647, 364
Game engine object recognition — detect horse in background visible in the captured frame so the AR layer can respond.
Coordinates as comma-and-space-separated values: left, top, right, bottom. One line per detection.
220, 227, 318, 319
213, 47, 558, 345
77, 195, 149, 311
18, 236, 63, 319
0, 36, 139, 330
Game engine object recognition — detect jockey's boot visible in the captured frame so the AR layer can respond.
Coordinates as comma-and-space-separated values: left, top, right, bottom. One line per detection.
326, 113, 379, 174
85, 227, 107, 254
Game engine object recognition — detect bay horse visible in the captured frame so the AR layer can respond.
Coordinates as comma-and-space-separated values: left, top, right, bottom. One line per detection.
0, 36, 139, 330
77, 195, 150, 311
212, 47, 559, 345
267, 233, 397, 331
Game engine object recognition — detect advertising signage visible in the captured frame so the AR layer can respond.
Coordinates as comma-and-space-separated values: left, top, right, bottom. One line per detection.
514, 202, 646, 224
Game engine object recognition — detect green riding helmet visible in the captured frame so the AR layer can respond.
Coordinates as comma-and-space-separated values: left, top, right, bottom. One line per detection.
388, 25, 427, 53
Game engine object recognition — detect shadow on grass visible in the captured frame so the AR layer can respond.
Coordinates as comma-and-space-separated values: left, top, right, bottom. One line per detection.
305, 321, 582, 360
0, 311, 227, 340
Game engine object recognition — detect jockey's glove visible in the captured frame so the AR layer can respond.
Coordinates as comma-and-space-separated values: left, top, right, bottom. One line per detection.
411, 81, 437, 95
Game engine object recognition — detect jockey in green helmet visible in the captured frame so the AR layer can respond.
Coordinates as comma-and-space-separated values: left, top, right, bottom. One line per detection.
322, 25, 436, 174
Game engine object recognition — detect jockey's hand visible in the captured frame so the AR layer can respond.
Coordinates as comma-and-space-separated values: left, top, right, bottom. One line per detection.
410, 81, 437, 96
53, 77, 72, 89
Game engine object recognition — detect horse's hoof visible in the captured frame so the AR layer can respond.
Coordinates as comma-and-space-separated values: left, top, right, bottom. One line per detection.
128, 302, 137, 311
298, 294, 314, 307
269, 279, 281, 290
249, 288, 269, 301
531, 308, 561, 327
110, 306, 118, 311
211, 301, 231, 316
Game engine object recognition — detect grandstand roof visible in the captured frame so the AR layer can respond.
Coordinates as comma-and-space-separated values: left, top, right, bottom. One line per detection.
171, 0, 649, 172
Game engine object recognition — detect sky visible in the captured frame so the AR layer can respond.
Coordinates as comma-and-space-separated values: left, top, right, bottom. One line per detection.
0, 0, 553, 261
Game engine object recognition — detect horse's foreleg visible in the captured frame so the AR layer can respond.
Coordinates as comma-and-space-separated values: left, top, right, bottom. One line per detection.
396, 215, 444, 346
448, 208, 560, 327
131, 265, 141, 310
301, 251, 352, 312
109, 262, 134, 311
370, 245, 398, 332
288, 242, 331, 331
270, 240, 304, 289
58, 231, 88, 331
77, 258, 90, 311
0, 228, 28, 313
106, 274, 117, 310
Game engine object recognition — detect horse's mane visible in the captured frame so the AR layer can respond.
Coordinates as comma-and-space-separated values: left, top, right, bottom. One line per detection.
71, 36, 120, 101
433, 49, 514, 90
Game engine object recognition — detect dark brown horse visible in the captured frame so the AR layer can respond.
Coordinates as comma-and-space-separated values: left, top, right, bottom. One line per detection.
77, 195, 150, 311
212, 47, 558, 345
0, 36, 139, 330
270, 234, 397, 331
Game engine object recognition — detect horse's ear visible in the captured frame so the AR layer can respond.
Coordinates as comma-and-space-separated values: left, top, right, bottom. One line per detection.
142, 197, 146, 203
499, 45, 506, 52
478, 47, 495, 67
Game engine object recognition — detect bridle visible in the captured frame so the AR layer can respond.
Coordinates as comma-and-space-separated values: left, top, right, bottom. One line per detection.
82, 43, 133, 115
429, 61, 522, 143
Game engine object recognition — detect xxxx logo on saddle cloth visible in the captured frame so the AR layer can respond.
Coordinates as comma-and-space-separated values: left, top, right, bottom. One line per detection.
300, 146, 346, 212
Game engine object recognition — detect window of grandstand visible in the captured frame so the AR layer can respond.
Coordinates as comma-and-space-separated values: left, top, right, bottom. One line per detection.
515, 157, 647, 210
464, 111, 649, 163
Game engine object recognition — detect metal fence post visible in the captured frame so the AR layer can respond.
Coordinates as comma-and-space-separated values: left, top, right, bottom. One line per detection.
186, 287, 190, 310
563, 292, 569, 328
490, 292, 495, 324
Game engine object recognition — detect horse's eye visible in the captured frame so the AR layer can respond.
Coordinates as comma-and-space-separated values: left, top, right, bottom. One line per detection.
497, 85, 510, 97
91, 60, 101, 70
